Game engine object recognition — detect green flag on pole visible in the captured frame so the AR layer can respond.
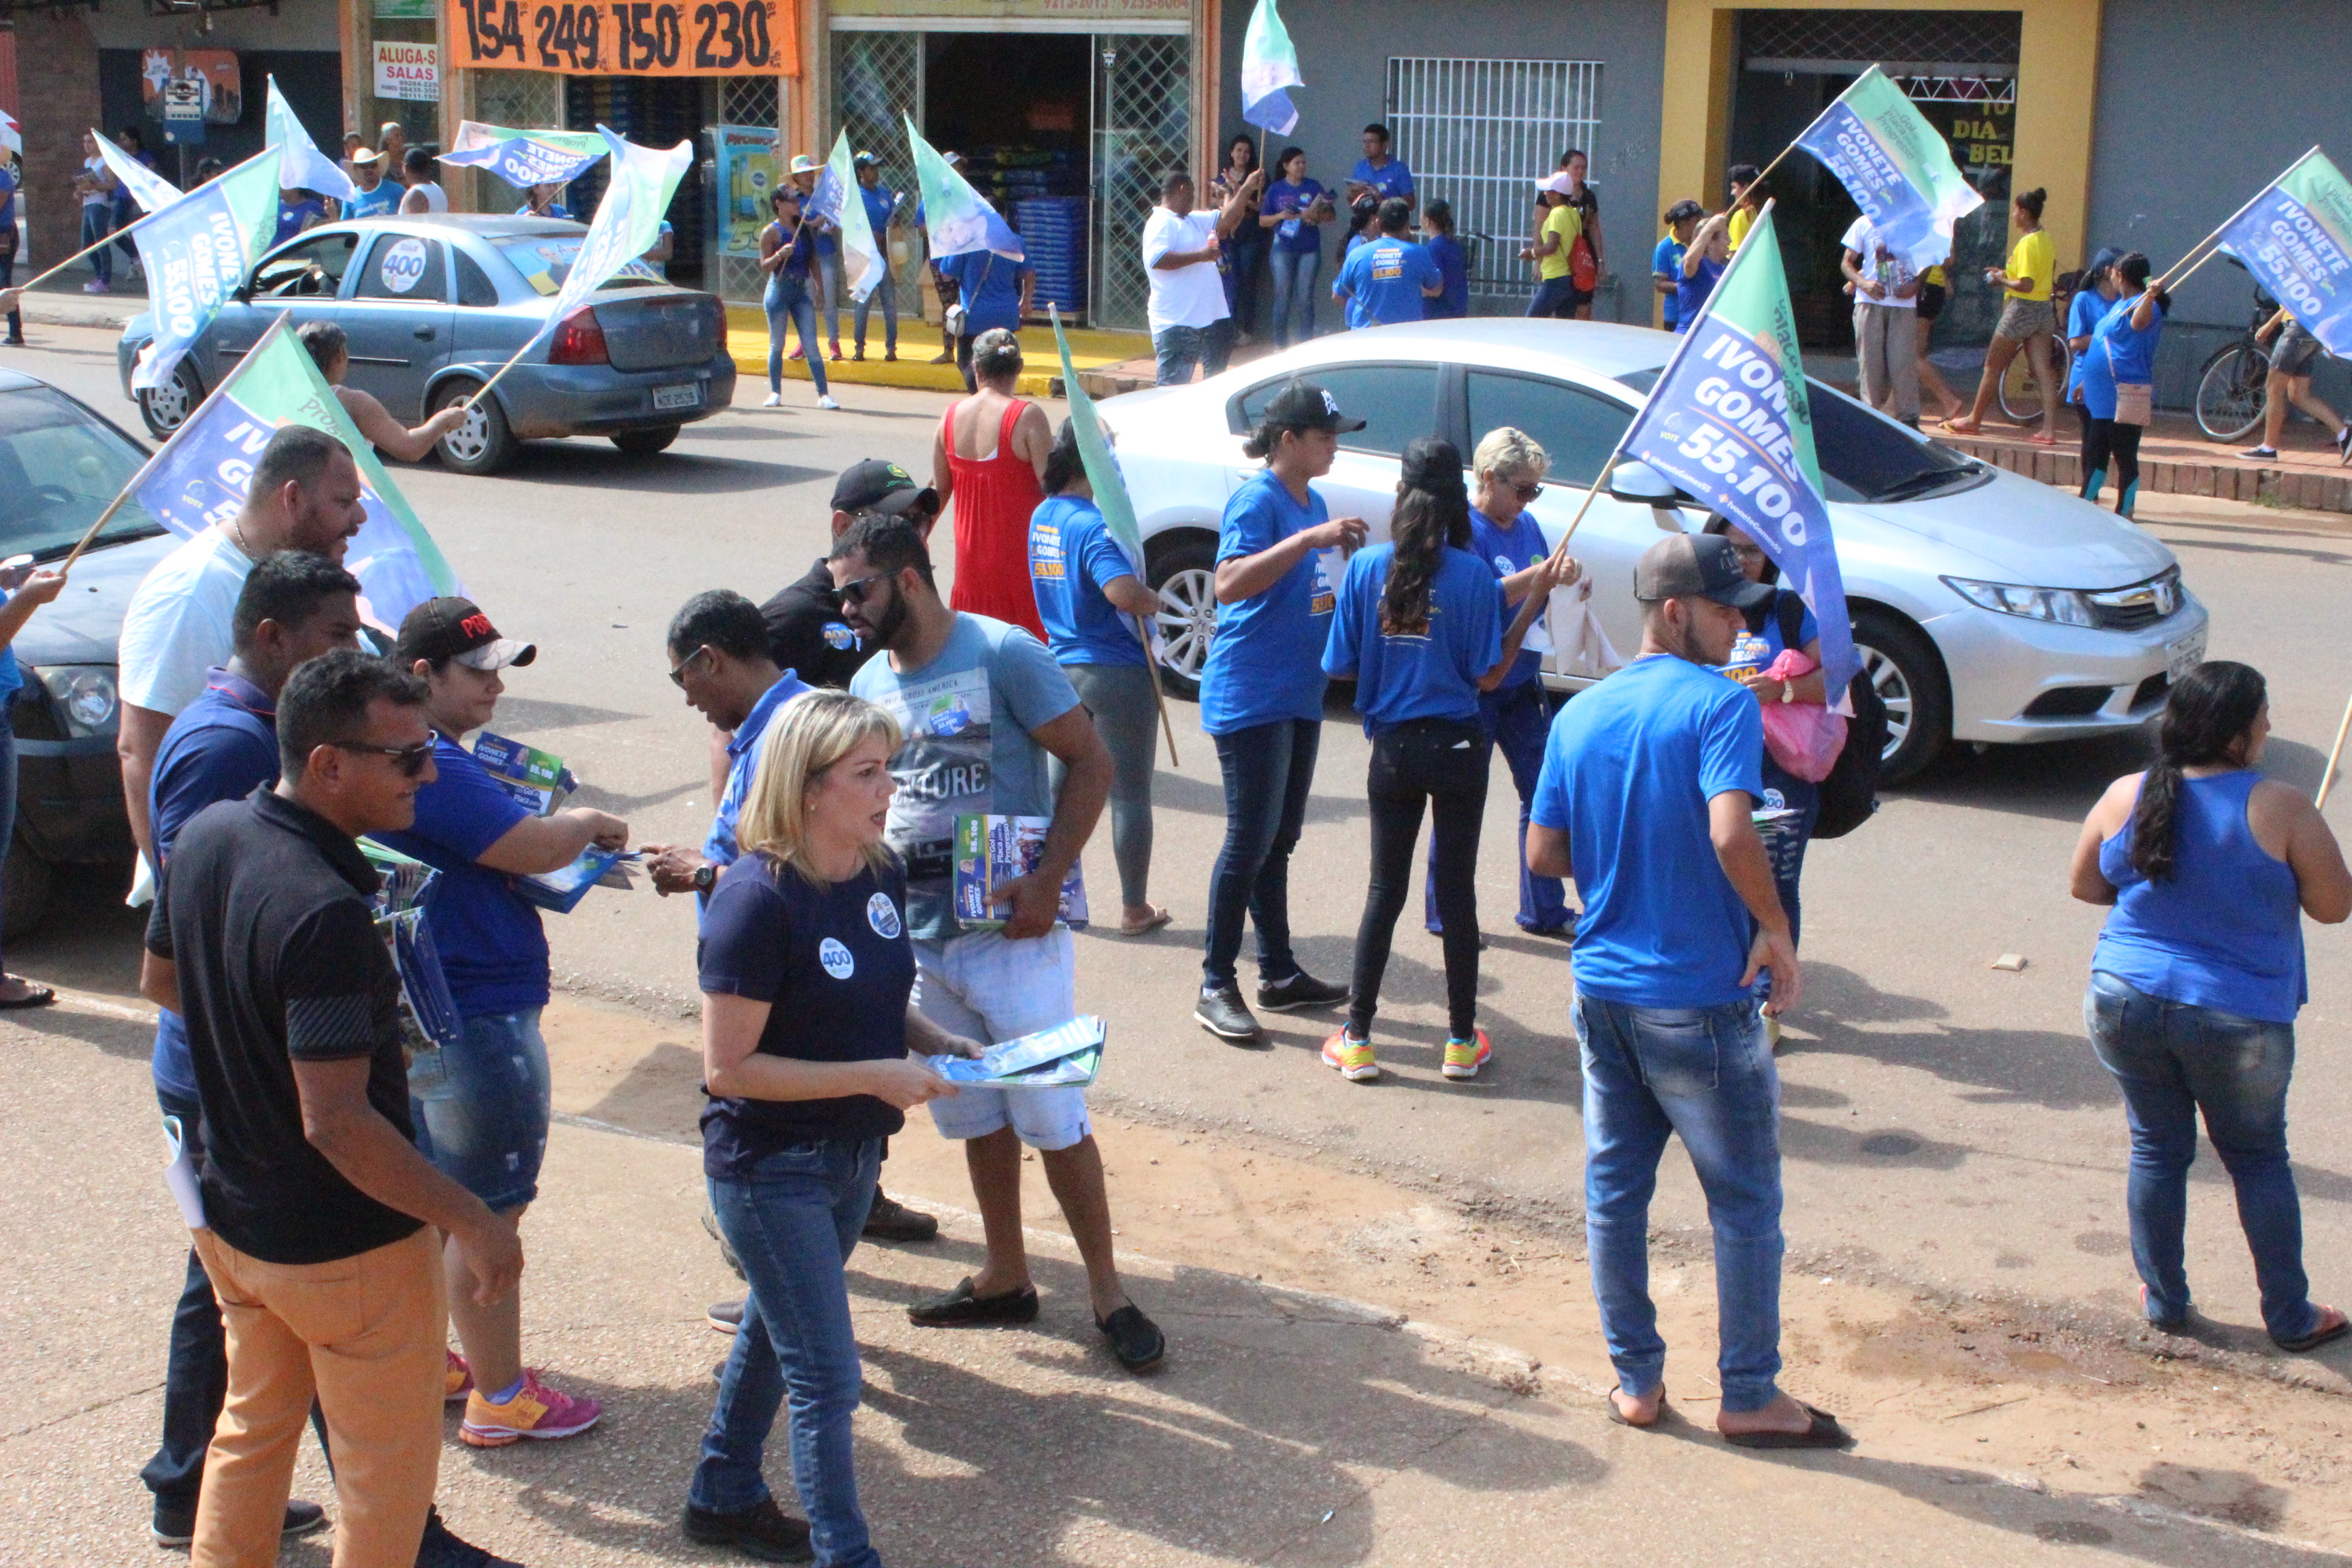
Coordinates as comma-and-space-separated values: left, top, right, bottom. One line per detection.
1048, 306, 1143, 568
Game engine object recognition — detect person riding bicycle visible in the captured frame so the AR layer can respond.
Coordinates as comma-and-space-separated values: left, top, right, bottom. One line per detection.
2243, 307, 2352, 463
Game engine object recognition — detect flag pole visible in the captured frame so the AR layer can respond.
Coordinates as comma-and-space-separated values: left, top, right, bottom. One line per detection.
2151, 148, 2319, 293
20, 144, 279, 293
1135, 613, 1179, 766
2319, 691, 2352, 808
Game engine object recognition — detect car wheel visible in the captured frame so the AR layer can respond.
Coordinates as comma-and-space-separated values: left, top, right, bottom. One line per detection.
429, 379, 520, 476
611, 425, 681, 456
1, 838, 54, 943
1147, 534, 1219, 700
1850, 606, 1950, 785
138, 361, 201, 439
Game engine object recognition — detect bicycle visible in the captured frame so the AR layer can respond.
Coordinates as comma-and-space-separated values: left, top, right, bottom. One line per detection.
1995, 272, 2075, 425
2193, 261, 2279, 443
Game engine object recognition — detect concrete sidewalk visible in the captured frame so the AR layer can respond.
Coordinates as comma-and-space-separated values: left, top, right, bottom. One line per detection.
6, 997, 2345, 1567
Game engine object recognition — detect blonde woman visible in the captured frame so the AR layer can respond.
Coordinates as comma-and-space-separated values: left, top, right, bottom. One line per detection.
687, 689, 980, 1565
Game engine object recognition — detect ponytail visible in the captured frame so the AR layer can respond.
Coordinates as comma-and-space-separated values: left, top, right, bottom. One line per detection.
1380, 438, 1472, 637
2128, 659, 2266, 880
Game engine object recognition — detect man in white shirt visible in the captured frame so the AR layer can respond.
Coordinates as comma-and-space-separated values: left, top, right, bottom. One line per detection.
1143, 168, 1259, 387
116, 426, 370, 875
1840, 215, 1921, 426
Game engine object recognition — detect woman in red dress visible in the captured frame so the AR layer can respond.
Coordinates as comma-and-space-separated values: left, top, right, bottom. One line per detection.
932, 328, 1051, 640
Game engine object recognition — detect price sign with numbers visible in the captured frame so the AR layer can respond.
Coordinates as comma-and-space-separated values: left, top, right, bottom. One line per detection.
444, 0, 798, 76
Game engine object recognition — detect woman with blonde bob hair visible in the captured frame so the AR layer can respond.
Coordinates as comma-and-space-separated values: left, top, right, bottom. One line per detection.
686, 689, 982, 1565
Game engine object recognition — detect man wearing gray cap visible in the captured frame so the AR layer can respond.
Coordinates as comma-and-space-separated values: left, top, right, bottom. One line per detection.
1525, 532, 1850, 1452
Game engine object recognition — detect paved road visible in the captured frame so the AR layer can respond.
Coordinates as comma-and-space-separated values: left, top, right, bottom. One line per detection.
18, 323, 2352, 1352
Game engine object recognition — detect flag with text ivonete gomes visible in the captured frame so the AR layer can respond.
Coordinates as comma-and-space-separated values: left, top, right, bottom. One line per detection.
814, 129, 885, 302
129, 152, 282, 393
95, 130, 184, 215
521, 127, 690, 353
134, 312, 460, 632
1240, 0, 1304, 137
440, 119, 610, 191
265, 78, 354, 203
2219, 148, 2352, 358
1793, 66, 1982, 270
906, 115, 1023, 261
1615, 204, 1859, 698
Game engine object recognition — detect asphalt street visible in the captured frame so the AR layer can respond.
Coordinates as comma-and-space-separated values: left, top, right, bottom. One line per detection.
18, 321, 2352, 1355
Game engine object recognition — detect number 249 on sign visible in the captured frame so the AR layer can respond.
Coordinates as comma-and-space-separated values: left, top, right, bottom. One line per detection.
450, 0, 776, 74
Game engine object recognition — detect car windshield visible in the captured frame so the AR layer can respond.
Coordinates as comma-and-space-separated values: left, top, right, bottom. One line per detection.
490, 235, 667, 297
1612, 364, 1978, 504
0, 387, 163, 559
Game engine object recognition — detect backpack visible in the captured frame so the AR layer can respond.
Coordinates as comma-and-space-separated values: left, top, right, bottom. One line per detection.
1570, 230, 1599, 293
1775, 592, 1882, 839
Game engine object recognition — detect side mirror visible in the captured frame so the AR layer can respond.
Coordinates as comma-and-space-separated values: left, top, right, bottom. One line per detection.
1607, 461, 1680, 507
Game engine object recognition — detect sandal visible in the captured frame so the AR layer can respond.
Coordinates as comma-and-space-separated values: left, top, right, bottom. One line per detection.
0, 979, 56, 1009
1119, 904, 1172, 937
1605, 1387, 1665, 1428
2274, 1305, 2350, 1353
1721, 1401, 1853, 1450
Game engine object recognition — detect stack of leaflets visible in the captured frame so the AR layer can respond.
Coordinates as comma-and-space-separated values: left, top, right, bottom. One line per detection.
930, 1015, 1105, 1091
951, 814, 1088, 930
356, 837, 463, 1060
472, 729, 630, 913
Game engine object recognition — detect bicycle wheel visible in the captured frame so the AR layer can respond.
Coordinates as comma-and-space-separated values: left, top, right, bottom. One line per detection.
1997, 331, 2070, 424
2195, 344, 2270, 442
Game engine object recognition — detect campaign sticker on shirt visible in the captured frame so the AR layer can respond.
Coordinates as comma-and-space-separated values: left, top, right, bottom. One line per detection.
1311, 547, 1344, 617
823, 622, 858, 651
866, 892, 902, 939
819, 937, 856, 979
379, 238, 429, 295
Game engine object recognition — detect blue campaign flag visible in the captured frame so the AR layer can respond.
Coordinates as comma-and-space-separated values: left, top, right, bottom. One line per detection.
1792, 66, 1982, 270
129, 153, 282, 393
440, 120, 609, 191
2216, 149, 2352, 359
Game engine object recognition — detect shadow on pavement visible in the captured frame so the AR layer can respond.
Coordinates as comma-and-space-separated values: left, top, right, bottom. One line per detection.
476, 442, 835, 495
1794, 962, 2120, 1113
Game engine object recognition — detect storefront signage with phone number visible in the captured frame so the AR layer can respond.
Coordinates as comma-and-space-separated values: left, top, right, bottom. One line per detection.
445, 0, 797, 75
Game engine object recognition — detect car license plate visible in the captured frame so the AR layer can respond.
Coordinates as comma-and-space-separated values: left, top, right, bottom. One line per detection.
653, 382, 702, 411
2165, 629, 2206, 683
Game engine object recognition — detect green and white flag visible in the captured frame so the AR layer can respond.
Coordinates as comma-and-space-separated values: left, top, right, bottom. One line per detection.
906, 114, 1022, 260
1793, 65, 1983, 268
812, 129, 885, 302
1048, 306, 1143, 569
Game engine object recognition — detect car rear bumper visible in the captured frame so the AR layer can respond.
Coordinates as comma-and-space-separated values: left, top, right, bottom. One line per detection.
1934, 593, 2210, 746
485, 353, 737, 439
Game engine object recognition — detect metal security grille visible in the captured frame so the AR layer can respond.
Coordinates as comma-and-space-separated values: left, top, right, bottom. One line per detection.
1740, 10, 2021, 74
1092, 33, 1190, 331
1386, 57, 1601, 302
466, 71, 566, 214
833, 31, 921, 209
716, 76, 782, 303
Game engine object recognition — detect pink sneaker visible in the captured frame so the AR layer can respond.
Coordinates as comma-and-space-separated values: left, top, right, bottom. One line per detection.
787, 344, 805, 361
461, 1369, 604, 1448
82, 280, 110, 295
444, 1349, 473, 1403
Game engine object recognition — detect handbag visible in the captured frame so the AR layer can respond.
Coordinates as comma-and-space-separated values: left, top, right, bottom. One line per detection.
2113, 382, 2153, 426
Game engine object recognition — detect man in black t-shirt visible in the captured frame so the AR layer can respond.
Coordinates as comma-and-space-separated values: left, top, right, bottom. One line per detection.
142, 651, 526, 1567
760, 458, 940, 688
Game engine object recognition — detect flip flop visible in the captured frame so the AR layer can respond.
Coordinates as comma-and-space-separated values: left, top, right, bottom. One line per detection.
2274, 1305, 2351, 1353
1605, 1388, 1665, 1428
1721, 1402, 1853, 1450
1119, 905, 1173, 938
0, 981, 55, 1009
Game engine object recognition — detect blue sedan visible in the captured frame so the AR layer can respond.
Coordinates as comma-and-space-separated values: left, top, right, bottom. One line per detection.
116, 214, 736, 474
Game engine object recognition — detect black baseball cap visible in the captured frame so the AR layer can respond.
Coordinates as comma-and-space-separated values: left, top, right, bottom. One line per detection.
1634, 533, 1774, 609
831, 457, 936, 517
1261, 380, 1367, 434
393, 597, 538, 670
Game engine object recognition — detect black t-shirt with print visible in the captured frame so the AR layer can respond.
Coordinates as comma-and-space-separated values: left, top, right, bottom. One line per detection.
761, 557, 879, 691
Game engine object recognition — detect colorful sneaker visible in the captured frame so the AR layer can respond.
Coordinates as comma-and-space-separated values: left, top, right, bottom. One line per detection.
1322, 1028, 1378, 1083
461, 1371, 604, 1448
1441, 1028, 1492, 1081
445, 1349, 474, 1403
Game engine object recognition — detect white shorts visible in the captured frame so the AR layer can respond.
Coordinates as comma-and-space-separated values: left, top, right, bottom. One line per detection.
913, 926, 1091, 1152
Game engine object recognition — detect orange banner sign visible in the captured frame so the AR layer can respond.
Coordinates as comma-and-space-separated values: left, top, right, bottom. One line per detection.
446, 0, 799, 76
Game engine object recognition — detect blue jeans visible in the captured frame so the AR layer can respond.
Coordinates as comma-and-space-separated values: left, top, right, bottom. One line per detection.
1203, 717, 1321, 990
853, 272, 896, 353
1, 246, 20, 339
1269, 247, 1321, 347
693, 1137, 883, 1568
1751, 759, 1818, 1000
1153, 320, 1235, 386
409, 1009, 551, 1213
2085, 971, 2316, 1341
817, 249, 844, 348
766, 274, 828, 395
82, 203, 113, 287
1576, 993, 1785, 1412
1223, 231, 1269, 336
1526, 276, 1578, 318
1427, 681, 1570, 934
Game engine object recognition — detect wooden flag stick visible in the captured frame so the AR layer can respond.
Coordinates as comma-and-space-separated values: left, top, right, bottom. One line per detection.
1135, 612, 1179, 768
17, 227, 142, 294
56, 487, 141, 575
461, 341, 534, 410
1549, 453, 1624, 560
2318, 689, 2352, 808
2151, 150, 2317, 293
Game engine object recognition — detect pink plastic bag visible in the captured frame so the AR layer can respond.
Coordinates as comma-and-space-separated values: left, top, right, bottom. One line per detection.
1757, 649, 1846, 783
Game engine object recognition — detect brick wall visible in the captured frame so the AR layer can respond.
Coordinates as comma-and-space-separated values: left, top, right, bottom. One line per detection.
12, 12, 101, 273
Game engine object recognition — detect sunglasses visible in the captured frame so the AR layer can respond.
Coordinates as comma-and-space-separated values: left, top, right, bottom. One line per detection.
829, 572, 892, 609
1509, 478, 1545, 502
668, 645, 713, 689
333, 739, 435, 777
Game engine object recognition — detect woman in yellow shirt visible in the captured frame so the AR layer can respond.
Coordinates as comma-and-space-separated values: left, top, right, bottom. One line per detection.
1946, 186, 2061, 444
1522, 176, 1584, 318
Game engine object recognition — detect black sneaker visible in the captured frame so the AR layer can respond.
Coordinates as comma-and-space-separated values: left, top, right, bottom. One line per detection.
862, 1191, 941, 1242
909, 1275, 1041, 1326
2337, 426, 2352, 462
1096, 1303, 1166, 1373
152, 1497, 327, 1548
702, 1211, 747, 1281
683, 1499, 816, 1563
416, 1505, 527, 1567
2242, 444, 2281, 459
708, 1298, 744, 1334
1256, 971, 1350, 1013
1194, 984, 1260, 1042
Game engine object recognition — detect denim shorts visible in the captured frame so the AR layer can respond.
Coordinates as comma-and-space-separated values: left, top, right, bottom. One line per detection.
410, 1008, 553, 1213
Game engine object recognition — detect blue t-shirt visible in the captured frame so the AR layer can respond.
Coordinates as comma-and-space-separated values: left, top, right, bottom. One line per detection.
1323, 544, 1501, 734
0, 166, 20, 229
1335, 235, 1441, 329
273, 198, 327, 247
1424, 231, 1469, 318
2081, 295, 2168, 421
860, 183, 896, 238
344, 181, 404, 218
1030, 495, 1145, 669
705, 670, 815, 880
850, 612, 1081, 942
514, 201, 573, 220
1531, 655, 1767, 1007
943, 250, 1034, 336
148, 668, 280, 1097
1350, 157, 1416, 202
1263, 178, 1326, 254
374, 734, 548, 1018
1467, 506, 1551, 691
2065, 287, 2110, 399
1199, 470, 1336, 735
698, 855, 915, 1175
1676, 256, 1725, 331
1653, 236, 1688, 328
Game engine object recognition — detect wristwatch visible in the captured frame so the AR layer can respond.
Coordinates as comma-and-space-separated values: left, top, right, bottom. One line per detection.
692, 864, 715, 892
1779, 680, 1794, 704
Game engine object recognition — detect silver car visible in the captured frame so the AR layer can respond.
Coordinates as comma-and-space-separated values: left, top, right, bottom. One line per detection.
1105, 318, 2208, 781
116, 215, 735, 474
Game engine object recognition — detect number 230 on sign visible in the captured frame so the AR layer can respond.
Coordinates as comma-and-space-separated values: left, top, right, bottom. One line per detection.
447, 0, 782, 74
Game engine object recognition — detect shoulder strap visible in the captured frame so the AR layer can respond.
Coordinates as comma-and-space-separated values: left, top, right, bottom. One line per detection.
997, 399, 1026, 451
1776, 589, 1806, 651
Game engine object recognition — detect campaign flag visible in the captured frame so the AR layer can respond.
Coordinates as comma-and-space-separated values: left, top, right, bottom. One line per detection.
1048, 306, 1143, 570
0, 110, 22, 158
906, 114, 1023, 261
1614, 204, 1859, 697
131, 312, 460, 633
1240, 0, 1303, 137
1793, 66, 1982, 270
129, 153, 282, 393
265, 78, 353, 203
2217, 148, 2352, 358
93, 130, 183, 216
818, 131, 885, 304
440, 120, 610, 191
518, 127, 690, 353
